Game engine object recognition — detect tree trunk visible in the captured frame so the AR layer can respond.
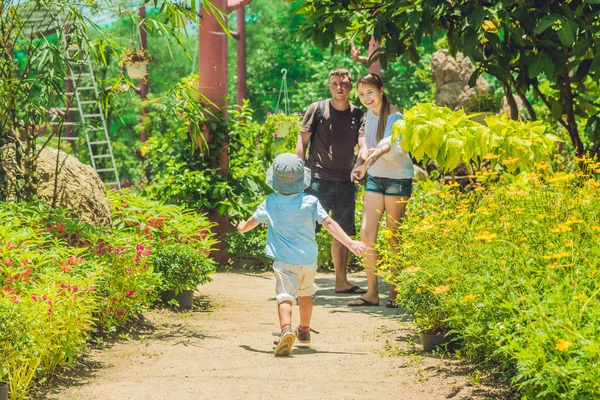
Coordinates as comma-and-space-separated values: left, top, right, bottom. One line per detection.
561, 67, 584, 157
502, 81, 518, 120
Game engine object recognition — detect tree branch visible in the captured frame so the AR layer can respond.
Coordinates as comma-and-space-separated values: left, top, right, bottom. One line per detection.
532, 81, 569, 131
509, 75, 536, 121
350, 42, 368, 65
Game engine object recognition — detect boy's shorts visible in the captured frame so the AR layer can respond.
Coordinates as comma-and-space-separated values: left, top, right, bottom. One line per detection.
273, 260, 318, 304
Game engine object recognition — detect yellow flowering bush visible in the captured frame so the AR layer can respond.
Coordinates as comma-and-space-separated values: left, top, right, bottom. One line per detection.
380, 156, 600, 398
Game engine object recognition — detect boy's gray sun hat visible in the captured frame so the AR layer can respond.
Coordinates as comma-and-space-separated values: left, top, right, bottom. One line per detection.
266, 153, 311, 194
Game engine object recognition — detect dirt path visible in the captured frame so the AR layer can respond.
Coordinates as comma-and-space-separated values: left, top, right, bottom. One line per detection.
43, 271, 507, 400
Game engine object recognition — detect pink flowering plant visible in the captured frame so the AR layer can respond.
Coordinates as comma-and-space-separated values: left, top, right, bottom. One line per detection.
0, 189, 217, 398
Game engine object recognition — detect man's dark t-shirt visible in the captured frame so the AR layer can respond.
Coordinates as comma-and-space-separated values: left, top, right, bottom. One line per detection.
301, 100, 365, 182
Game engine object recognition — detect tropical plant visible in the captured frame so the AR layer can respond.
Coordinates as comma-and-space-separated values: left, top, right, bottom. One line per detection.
392, 103, 561, 173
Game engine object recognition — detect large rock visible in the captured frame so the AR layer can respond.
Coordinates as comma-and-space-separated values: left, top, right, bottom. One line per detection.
432, 50, 489, 110
1, 145, 112, 228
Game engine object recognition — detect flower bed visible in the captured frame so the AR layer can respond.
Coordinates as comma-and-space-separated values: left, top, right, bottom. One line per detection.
380, 157, 600, 398
0, 190, 216, 398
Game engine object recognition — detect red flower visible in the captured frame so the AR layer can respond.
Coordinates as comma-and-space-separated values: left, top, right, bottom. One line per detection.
5, 258, 12, 266
126, 289, 135, 297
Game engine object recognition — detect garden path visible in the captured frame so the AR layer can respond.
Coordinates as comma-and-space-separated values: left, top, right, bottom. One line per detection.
44, 271, 507, 400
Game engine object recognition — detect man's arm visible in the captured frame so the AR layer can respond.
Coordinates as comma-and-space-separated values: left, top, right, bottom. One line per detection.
296, 130, 312, 161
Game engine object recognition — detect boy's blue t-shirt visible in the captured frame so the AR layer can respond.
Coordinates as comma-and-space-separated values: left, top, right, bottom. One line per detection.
253, 192, 329, 266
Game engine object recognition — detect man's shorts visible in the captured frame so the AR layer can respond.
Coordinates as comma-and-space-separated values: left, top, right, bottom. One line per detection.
273, 260, 318, 304
365, 175, 413, 197
305, 177, 356, 236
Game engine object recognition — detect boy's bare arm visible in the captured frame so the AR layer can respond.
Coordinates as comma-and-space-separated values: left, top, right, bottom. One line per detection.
238, 217, 260, 233
320, 217, 366, 256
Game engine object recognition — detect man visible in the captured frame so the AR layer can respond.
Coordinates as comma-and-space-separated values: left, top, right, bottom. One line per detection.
296, 68, 368, 294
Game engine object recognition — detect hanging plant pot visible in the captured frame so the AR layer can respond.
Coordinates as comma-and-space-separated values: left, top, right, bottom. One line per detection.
126, 62, 148, 79
0, 381, 8, 400
275, 121, 292, 138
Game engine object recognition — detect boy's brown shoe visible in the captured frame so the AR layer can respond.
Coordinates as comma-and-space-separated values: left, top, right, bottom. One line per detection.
295, 327, 319, 348
274, 327, 295, 357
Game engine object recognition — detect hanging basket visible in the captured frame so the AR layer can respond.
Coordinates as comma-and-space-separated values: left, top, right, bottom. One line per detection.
275, 121, 292, 138
126, 62, 148, 79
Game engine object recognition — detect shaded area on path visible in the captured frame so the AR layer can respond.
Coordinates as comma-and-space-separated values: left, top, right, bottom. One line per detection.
39, 271, 515, 400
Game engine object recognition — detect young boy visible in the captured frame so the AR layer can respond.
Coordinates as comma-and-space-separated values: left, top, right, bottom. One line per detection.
238, 153, 366, 357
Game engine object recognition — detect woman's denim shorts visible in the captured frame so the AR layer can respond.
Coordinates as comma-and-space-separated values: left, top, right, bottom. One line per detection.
365, 175, 413, 197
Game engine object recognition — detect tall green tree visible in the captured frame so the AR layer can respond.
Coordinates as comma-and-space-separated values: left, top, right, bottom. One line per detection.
298, 0, 600, 157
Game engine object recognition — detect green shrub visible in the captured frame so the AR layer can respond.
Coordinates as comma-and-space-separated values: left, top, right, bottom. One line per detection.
463, 92, 503, 113
152, 244, 215, 295
380, 156, 600, 398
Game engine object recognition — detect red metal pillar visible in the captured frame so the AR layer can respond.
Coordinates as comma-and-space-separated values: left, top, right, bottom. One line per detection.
236, 6, 247, 106
199, 0, 229, 264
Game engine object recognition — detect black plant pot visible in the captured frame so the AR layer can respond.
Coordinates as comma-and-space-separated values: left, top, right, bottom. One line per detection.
420, 331, 461, 352
0, 381, 8, 400
161, 290, 194, 309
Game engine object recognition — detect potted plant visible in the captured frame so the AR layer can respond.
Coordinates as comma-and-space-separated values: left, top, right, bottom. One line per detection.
152, 243, 216, 308
0, 381, 7, 400
394, 274, 459, 352
120, 47, 157, 79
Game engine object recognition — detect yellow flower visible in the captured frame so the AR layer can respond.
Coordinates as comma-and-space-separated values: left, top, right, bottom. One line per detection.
481, 19, 498, 33
433, 285, 451, 294
463, 294, 476, 302
500, 260, 507, 266
542, 250, 570, 260
403, 266, 422, 274
549, 223, 572, 233
475, 231, 498, 242
506, 188, 529, 196
547, 172, 576, 184
501, 157, 520, 165
565, 216, 584, 225
555, 339, 572, 352
592, 226, 600, 231
484, 153, 501, 160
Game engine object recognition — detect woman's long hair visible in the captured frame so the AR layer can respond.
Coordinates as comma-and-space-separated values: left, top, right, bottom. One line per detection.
357, 73, 390, 142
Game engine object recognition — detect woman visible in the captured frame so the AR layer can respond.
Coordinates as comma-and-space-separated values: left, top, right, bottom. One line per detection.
348, 73, 414, 308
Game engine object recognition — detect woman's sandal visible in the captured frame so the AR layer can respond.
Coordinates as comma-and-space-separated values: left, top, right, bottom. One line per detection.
385, 299, 398, 309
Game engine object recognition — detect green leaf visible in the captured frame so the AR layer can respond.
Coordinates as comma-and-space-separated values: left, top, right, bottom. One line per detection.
486, 64, 508, 82
530, 53, 555, 78
557, 21, 576, 46
534, 16, 559, 35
